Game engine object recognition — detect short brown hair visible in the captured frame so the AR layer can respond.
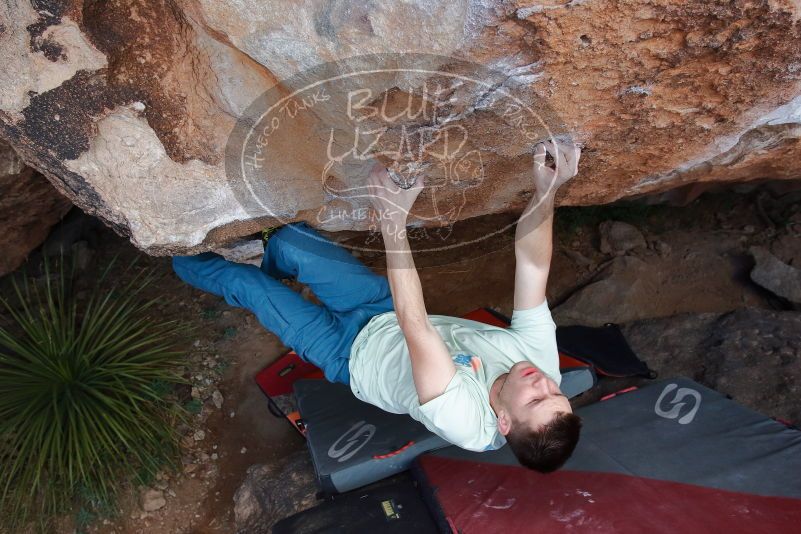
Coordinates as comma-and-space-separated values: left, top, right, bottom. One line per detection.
506, 412, 582, 473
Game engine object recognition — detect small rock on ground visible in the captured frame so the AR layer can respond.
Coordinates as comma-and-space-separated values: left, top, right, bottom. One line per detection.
140, 488, 167, 512
212, 390, 224, 409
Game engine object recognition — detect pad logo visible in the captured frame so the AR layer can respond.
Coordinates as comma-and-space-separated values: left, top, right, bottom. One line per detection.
654, 383, 702, 425
328, 420, 376, 463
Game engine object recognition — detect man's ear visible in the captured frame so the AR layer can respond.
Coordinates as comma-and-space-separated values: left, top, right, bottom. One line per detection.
497, 409, 512, 436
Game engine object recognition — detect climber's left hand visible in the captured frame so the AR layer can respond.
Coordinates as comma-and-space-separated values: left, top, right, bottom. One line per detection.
533, 140, 581, 198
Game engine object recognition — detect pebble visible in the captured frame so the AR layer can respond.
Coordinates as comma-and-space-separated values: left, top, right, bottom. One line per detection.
140, 489, 166, 512
241, 447, 248, 454
193, 430, 206, 441
211, 453, 218, 460
212, 390, 224, 409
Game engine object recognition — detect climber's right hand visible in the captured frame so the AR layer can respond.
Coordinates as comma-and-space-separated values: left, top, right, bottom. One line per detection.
533, 140, 581, 198
366, 163, 425, 227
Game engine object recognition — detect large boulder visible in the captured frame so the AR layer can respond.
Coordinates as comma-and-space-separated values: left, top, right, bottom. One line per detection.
1, 0, 801, 255
553, 255, 657, 326
0, 141, 71, 276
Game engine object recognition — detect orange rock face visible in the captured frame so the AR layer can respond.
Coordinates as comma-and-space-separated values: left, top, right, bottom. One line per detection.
0, 0, 800, 254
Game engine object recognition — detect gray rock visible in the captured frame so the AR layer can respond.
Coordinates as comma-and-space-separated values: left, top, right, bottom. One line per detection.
553, 256, 655, 326
140, 488, 166, 512
599, 221, 647, 255
233, 451, 318, 534
749, 246, 801, 303
214, 239, 265, 266
622, 308, 801, 424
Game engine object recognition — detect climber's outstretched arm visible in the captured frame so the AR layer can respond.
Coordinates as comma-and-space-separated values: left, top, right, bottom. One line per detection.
367, 166, 455, 405
514, 141, 581, 310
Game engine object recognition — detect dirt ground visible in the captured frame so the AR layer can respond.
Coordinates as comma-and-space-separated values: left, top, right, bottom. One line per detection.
4, 187, 798, 533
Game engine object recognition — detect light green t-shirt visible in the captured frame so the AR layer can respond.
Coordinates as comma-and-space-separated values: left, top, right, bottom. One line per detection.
348, 300, 561, 452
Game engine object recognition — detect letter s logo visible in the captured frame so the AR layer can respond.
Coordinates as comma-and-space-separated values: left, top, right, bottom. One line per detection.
654, 383, 702, 425
328, 421, 376, 463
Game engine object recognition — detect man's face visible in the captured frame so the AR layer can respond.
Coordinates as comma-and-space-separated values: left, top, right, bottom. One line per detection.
497, 361, 572, 434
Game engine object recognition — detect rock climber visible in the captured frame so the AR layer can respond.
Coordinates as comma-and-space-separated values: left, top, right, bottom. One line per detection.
172, 139, 582, 472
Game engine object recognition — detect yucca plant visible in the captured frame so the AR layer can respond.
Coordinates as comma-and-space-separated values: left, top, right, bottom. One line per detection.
0, 259, 187, 530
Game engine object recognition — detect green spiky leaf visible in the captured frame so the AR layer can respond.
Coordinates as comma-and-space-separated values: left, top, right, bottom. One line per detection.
0, 258, 188, 530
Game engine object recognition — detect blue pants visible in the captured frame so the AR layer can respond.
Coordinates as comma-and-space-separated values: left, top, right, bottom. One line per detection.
172, 223, 393, 384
